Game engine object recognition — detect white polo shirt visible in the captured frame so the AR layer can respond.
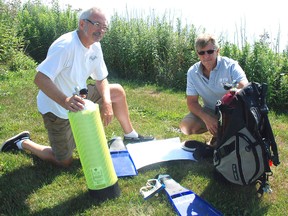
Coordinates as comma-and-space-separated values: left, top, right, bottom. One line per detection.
186, 56, 248, 110
36, 30, 108, 119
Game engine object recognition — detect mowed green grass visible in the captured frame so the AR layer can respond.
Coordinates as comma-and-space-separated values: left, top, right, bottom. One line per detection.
0, 69, 287, 216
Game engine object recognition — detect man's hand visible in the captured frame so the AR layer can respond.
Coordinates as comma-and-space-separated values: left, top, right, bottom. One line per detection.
64, 95, 85, 112
203, 114, 218, 136
101, 101, 113, 126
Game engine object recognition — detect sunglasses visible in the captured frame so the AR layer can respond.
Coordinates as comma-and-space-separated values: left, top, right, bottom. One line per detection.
84, 19, 108, 32
197, 49, 216, 55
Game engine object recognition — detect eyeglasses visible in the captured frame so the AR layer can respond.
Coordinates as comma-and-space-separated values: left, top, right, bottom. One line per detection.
197, 49, 216, 55
84, 19, 108, 32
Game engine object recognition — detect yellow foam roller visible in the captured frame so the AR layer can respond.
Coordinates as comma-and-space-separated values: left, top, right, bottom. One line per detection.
68, 99, 120, 199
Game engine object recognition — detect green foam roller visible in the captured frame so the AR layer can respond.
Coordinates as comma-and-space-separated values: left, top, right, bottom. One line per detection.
68, 99, 120, 199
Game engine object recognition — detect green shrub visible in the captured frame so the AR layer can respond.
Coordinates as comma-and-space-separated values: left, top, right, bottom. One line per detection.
0, 1, 36, 71
19, 0, 78, 62
8, 51, 36, 71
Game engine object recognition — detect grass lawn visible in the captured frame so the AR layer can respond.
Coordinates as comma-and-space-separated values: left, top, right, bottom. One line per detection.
0, 69, 287, 215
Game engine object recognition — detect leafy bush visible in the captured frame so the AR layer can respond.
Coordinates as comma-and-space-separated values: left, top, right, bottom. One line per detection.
8, 51, 36, 71
19, 0, 78, 62
102, 13, 198, 90
0, 1, 36, 71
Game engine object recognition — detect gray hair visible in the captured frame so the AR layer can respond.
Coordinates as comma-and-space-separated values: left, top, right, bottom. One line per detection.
78, 7, 105, 28
194, 33, 219, 51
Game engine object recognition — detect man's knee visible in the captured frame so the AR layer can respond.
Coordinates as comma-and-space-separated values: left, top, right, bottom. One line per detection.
179, 119, 206, 135
179, 120, 192, 135
114, 83, 125, 93
110, 83, 126, 100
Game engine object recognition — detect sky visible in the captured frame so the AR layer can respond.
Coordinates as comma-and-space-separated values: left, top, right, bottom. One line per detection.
53, 0, 288, 51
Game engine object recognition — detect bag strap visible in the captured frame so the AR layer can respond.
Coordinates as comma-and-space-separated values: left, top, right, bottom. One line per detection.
214, 140, 235, 161
214, 129, 257, 161
263, 115, 280, 166
255, 83, 280, 166
238, 82, 280, 166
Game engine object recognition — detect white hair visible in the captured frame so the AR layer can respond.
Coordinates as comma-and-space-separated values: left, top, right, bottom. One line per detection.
78, 7, 106, 28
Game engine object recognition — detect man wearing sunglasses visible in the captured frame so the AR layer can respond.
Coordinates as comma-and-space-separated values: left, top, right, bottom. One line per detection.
180, 33, 248, 151
1, 7, 153, 167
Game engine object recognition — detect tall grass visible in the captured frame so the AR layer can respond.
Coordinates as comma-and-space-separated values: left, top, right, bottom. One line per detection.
101, 11, 288, 111
101, 12, 197, 89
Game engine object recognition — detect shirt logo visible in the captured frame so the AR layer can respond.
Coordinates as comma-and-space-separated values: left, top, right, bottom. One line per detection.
89, 55, 97, 61
219, 78, 229, 85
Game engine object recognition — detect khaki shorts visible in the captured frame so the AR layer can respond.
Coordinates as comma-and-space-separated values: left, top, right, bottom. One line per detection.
183, 107, 216, 130
87, 84, 103, 104
42, 84, 101, 161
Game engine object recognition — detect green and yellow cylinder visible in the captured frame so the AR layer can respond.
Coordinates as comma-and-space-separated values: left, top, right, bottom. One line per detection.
68, 99, 120, 199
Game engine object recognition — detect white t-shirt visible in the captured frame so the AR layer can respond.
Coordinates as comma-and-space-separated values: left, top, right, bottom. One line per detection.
36, 30, 108, 119
186, 56, 248, 110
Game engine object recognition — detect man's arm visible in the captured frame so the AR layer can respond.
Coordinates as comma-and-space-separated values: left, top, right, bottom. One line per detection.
237, 79, 249, 89
95, 78, 113, 126
34, 72, 84, 112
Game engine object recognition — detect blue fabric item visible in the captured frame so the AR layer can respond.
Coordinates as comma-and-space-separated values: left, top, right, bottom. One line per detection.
110, 150, 138, 177
158, 174, 223, 216
109, 137, 138, 177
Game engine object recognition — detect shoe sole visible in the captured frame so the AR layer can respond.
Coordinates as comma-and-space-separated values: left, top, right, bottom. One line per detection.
181, 144, 196, 152
0, 131, 30, 152
181, 140, 207, 152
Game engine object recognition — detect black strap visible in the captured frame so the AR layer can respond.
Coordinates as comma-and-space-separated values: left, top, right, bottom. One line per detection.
239, 82, 280, 166
214, 140, 235, 161
263, 115, 280, 166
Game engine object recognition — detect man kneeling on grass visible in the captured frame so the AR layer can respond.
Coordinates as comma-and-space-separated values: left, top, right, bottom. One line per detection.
179, 33, 248, 152
1, 7, 153, 167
